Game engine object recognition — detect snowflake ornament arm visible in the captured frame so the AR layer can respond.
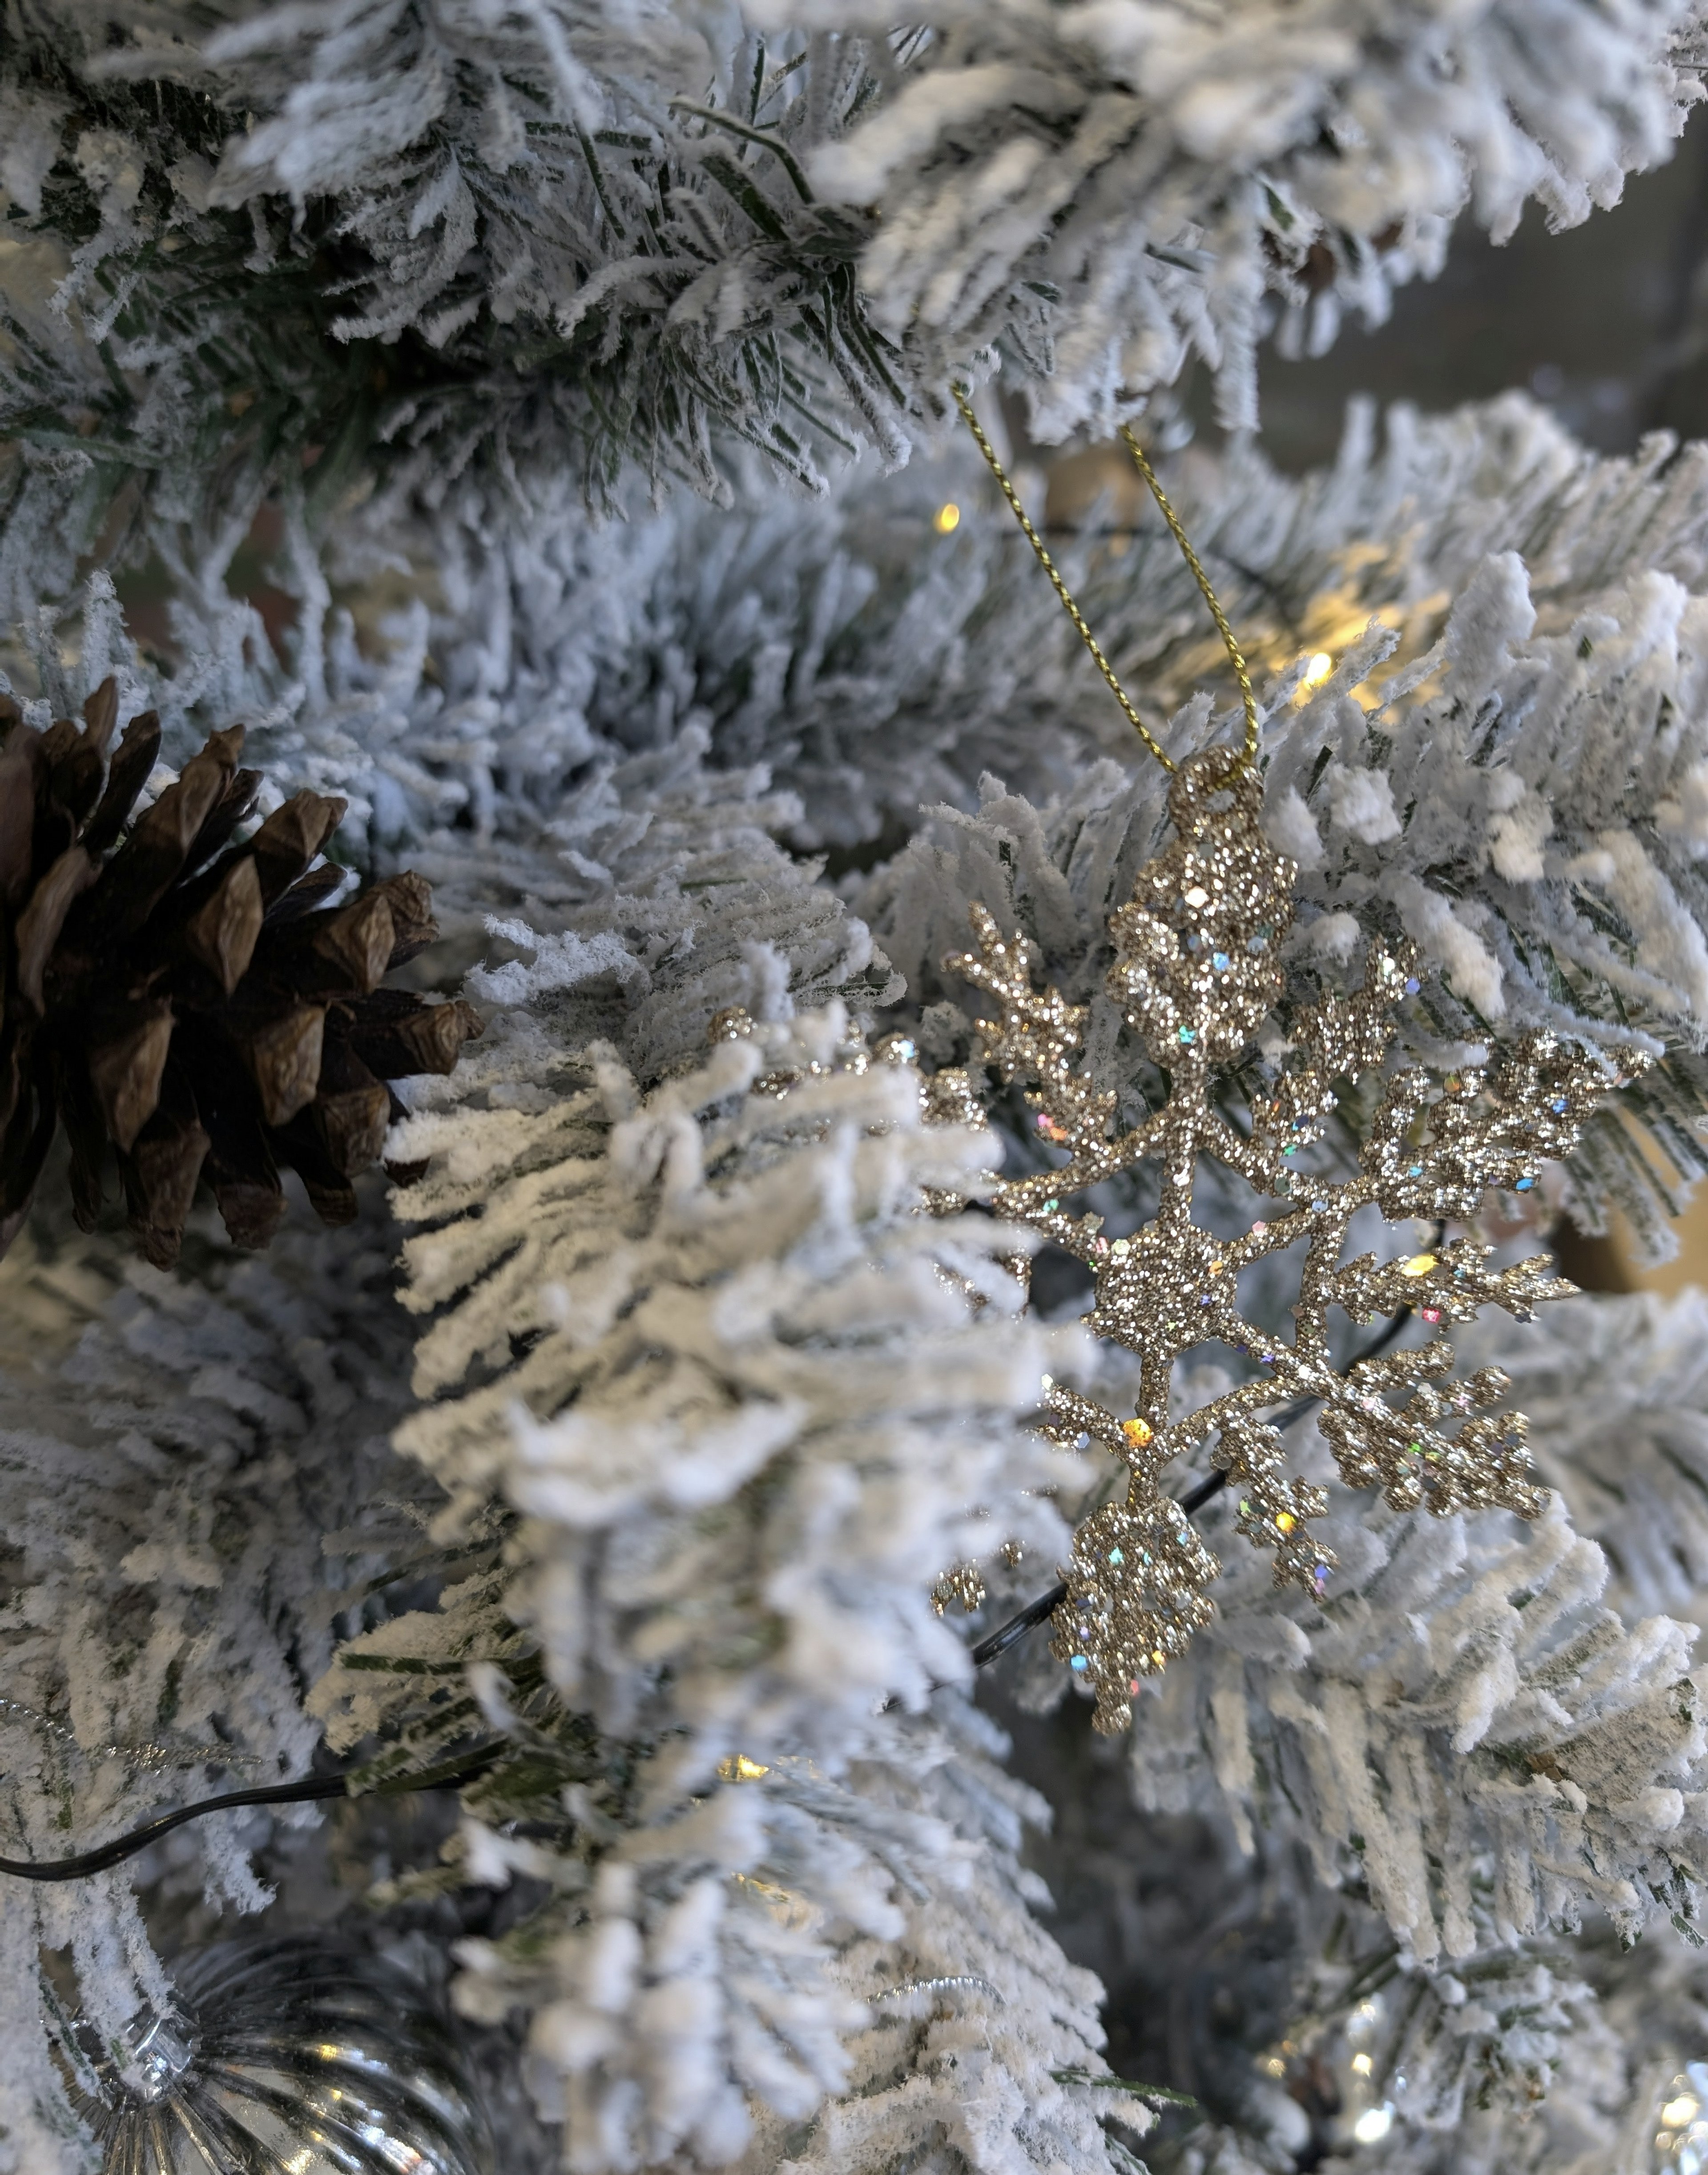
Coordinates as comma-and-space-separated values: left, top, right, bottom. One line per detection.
947, 750, 1642, 1734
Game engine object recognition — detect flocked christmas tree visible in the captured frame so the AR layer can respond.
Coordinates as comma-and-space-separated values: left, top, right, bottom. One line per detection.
8, 3, 1708, 2171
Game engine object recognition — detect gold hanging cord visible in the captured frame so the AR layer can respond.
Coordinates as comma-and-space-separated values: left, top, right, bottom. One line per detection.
950, 384, 1260, 779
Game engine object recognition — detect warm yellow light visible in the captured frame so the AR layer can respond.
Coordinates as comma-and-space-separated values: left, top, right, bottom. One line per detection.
1663, 2094, 1700, 2127
717, 1753, 771, 1782
1121, 1416, 1154, 1449
1351, 2052, 1374, 2077
1400, 1253, 1438, 1278
934, 502, 962, 535
1293, 652, 1334, 705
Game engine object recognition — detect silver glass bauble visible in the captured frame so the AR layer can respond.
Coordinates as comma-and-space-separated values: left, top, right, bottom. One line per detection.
75, 1936, 494, 2175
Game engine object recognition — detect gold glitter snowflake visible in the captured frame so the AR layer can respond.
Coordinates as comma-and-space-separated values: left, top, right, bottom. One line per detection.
947, 748, 1640, 1733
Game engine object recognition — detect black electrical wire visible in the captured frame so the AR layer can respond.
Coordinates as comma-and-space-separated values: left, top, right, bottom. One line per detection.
0, 1741, 504, 1883
0, 1254, 1448, 1870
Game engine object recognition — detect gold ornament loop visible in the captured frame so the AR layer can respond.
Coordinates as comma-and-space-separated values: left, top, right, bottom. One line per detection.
1164, 739, 1263, 838
951, 385, 1260, 779
1116, 425, 1260, 775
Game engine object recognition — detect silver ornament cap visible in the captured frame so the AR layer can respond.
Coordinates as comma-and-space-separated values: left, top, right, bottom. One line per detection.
74, 1936, 494, 2175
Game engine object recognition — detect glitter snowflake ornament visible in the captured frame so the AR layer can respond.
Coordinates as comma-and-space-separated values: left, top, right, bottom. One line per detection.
949, 746, 1639, 1733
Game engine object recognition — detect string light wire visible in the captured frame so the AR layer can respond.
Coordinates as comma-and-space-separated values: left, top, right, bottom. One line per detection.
0, 1743, 503, 1882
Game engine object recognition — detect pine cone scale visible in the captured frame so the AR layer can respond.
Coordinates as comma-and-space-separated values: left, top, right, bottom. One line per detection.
312, 1083, 394, 1178
245, 1004, 326, 1128
347, 995, 483, 1079
56, 1047, 108, 1230
86, 1003, 174, 1154
184, 766, 263, 879
250, 891, 397, 998
48, 682, 120, 818
270, 1099, 360, 1223
81, 713, 161, 857
0, 747, 36, 904
78, 675, 119, 752
249, 792, 346, 906
183, 857, 266, 996
312, 890, 396, 993
368, 871, 437, 964
120, 1078, 210, 1269
191, 1035, 286, 1250
0, 1032, 25, 1149
81, 750, 238, 948
2, 684, 481, 1263
209, 1178, 286, 1250
16, 848, 97, 1009
262, 863, 346, 923
0, 1058, 53, 1222
48, 742, 106, 829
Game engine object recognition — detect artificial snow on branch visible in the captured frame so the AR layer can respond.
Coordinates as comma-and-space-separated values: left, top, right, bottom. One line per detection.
1, 0, 1703, 562
320, 977, 1134, 2170
1027, 1282, 1708, 2171
1135, 1479, 1708, 1962
770, 0, 1707, 439
7, 3, 1708, 2159
0, 1198, 424, 2168
14, 388, 1708, 1232
6, 385, 1708, 2165
1462, 1286, 1708, 1626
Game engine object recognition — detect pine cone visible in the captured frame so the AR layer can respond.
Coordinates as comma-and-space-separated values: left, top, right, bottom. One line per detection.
0, 681, 482, 1267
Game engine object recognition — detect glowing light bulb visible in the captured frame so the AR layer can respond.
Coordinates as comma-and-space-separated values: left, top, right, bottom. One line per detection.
1353, 2105, 1394, 2143
934, 502, 962, 535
